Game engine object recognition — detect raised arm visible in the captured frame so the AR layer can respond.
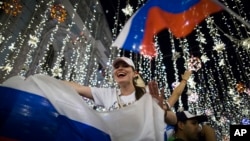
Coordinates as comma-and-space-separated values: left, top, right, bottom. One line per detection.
167, 70, 192, 107
62, 81, 93, 99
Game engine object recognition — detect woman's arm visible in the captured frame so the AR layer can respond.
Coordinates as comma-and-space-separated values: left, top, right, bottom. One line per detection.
167, 70, 192, 107
62, 81, 93, 99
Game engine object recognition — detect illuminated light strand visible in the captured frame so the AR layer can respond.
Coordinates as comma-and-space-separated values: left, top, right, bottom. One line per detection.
88, 57, 99, 86
2, 1, 45, 78
71, 47, 82, 81
0, 14, 12, 33
0, 42, 16, 79
19, 1, 54, 76
220, 0, 250, 93
66, 33, 86, 82
205, 16, 229, 137
205, 14, 248, 138
64, 47, 78, 80
34, 25, 59, 75
111, 0, 120, 39
154, 45, 167, 89
72, 0, 101, 85
220, 0, 250, 86
219, 2, 250, 138
80, 43, 92, 84
1, 31, 23, 79
169, 32, 179, 82
0, 19, 13, 51
153, 36, 171, 105
179, 35, 202, 115
229, 0, 250, 77
220, 0, 250, 78
180, 40, 202, 120
0, 34, 12, 53
50, 1, 79, 79
138, 55, 150, 83
194, 26, 214, 116
167, 31, 184, 111
177, 37, 191, 112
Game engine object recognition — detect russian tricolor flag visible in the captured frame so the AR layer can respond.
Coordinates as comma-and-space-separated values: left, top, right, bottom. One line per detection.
0, 75, 165, 141
112, 0, 222, 57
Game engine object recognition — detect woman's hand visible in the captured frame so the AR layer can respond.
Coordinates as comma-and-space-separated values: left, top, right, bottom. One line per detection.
148, 80, 177, 124
181, 70, 192, 81
148, 80, 167, 110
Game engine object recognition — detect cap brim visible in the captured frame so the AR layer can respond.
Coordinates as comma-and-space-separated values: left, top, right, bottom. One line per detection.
191, 115, 208, 123
176, 111, 208, 124
112, 58, 126, 67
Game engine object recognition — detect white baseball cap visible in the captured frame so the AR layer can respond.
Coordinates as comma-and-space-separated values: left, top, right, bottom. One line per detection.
176, 111, 208, 123
112, 57, 135, 69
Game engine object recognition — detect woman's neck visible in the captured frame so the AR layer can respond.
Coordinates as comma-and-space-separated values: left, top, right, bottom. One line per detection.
119, 84, 135, 96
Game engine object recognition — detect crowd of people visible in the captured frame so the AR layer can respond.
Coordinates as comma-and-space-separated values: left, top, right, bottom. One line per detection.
64, 56, 217, 141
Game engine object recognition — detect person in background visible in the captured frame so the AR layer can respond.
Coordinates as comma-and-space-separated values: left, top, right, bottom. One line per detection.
148, 70, 216, 141
198, 124, 217, 141
168, 111, 208, 141
63, 56, 177, 124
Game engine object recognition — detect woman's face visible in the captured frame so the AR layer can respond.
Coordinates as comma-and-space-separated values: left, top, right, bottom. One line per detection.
113, 61, 136, 85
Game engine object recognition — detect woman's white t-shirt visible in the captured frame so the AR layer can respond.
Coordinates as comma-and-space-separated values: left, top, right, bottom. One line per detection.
90, 87, 136, 111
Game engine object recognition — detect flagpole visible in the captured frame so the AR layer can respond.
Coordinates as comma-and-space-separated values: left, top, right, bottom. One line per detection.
211, 0, 250, 29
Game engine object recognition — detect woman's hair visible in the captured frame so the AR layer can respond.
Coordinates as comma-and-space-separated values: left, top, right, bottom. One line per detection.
133, 73, 146, 100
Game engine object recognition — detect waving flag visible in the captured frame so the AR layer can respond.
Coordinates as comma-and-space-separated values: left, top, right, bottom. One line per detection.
0, 75, 165, 141
112, 0, 222, 57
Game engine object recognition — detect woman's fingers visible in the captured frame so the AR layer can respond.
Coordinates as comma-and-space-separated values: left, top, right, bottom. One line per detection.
160, 87, 166, 99
148, 80, 159, 96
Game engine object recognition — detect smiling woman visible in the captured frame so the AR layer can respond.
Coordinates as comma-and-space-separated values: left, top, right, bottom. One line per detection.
63, 55, 178, 132
63, 56, 145, 110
